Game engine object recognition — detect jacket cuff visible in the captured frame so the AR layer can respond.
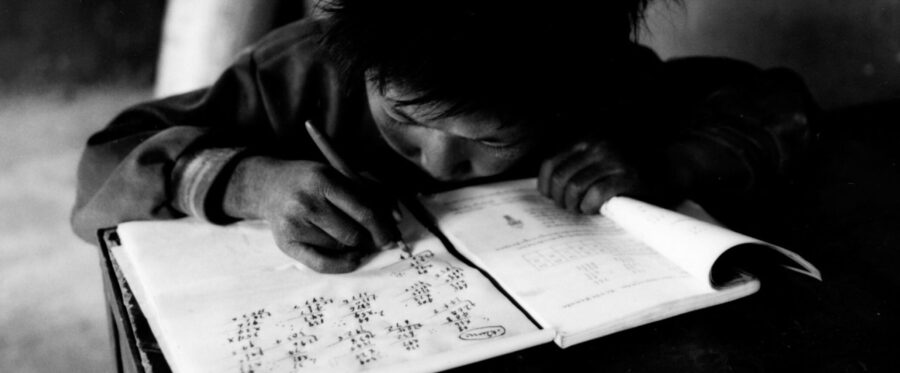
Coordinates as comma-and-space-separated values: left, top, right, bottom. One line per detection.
171, 147, 248, 223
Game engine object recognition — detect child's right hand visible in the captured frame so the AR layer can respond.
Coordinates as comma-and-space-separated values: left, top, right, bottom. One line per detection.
223, 156, 401, 273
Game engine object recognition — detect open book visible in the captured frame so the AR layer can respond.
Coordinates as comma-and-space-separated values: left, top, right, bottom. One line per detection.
110, 178, 819, 372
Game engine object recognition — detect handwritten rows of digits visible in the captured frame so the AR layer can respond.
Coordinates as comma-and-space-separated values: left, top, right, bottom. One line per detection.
224, 251, 487, 372
434, 297, 477, 332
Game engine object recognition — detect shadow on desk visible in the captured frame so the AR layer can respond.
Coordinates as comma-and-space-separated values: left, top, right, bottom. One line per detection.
102, 100, 900, 373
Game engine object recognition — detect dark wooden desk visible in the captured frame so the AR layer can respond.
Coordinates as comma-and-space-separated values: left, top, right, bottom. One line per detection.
101, 101, 900, 372
100, 230, 170, 373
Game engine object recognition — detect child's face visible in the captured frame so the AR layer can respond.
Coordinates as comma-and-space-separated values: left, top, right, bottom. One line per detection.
366, 81, 540, 182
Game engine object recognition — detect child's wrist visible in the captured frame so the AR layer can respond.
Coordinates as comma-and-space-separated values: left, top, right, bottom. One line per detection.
222, 155, 273, 220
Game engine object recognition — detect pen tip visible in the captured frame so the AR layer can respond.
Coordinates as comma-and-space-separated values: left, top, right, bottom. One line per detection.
380, 240, 411, 253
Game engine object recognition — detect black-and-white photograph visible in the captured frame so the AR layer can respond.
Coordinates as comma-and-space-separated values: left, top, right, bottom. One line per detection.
2, 1, 899, 372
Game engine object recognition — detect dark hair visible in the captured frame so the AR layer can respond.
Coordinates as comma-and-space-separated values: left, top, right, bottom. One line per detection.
319, 0, 657, 125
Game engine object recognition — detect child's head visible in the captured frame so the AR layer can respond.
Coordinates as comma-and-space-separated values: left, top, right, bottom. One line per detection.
320, 0, 656, 181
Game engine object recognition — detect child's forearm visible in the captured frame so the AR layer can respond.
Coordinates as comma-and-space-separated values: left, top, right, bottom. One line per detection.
651, 60, 817, 204
662, 139, 757, 200
71, 125, 210, 244
662, 73, 816, 211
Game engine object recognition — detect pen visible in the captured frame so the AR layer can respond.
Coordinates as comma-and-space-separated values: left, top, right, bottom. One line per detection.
304, 120, 412, 255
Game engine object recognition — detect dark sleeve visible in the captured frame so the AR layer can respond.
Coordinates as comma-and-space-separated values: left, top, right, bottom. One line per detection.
650, 57, 819, 218
70, 20, 344, 244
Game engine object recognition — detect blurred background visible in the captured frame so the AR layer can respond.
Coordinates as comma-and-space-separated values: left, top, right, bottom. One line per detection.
0, 0, 897, 372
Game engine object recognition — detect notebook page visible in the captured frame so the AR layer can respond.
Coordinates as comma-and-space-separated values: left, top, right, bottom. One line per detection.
602, 197, 821, 281
113, 217, 549, 373
421, 179, 756, 347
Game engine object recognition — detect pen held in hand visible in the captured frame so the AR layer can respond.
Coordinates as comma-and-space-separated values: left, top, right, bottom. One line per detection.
304, 121, 412, 255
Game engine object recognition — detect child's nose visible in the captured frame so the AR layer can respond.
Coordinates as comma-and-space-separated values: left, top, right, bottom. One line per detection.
419, 132, 472, 181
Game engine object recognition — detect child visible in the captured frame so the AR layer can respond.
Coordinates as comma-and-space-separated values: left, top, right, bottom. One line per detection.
72, 0, 817, 273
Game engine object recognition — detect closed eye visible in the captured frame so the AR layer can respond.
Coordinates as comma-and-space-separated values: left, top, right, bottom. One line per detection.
476, 137, 522, 149
385, 106, 418, 125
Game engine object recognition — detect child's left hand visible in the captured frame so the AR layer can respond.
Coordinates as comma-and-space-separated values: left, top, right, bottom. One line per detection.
538, 139, 652, 214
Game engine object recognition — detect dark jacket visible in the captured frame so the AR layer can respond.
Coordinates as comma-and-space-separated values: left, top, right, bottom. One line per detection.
71, 18, 817, 243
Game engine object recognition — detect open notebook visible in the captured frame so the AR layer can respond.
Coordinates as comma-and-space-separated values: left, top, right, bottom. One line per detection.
110, 178, 819, 372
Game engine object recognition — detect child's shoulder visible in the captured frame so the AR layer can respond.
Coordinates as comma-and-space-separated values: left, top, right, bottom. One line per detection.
246, 18, 331, 64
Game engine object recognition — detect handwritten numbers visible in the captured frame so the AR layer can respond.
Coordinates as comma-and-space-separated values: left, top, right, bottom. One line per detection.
387, 320, 423, 352
409, 252, 435, 275
220, 250, 499, 371
228, 308, 272, 373
404, 281, 434, 306
293, 296, 334, 328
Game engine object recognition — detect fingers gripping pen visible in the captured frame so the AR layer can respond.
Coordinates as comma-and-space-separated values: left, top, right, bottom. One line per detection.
304, 121, 412, 255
